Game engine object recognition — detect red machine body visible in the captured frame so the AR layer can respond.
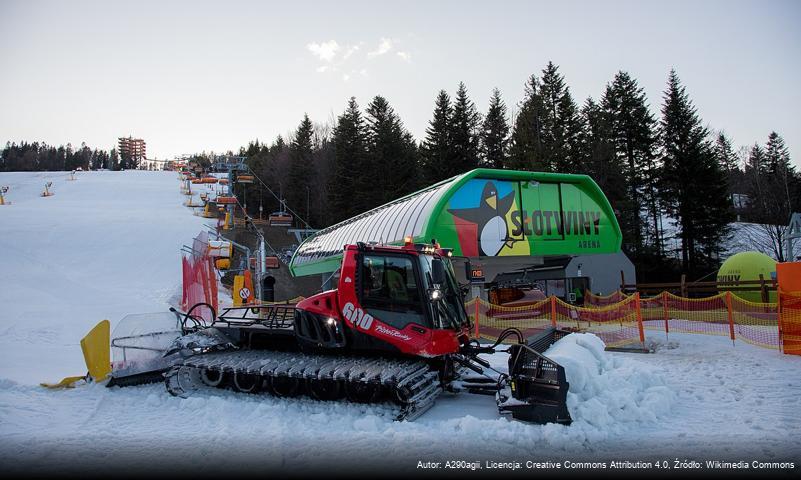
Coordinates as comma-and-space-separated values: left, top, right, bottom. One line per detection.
295, 242, 471, 359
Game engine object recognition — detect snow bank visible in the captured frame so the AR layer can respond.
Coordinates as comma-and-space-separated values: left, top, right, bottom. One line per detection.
545, 333, 675, 434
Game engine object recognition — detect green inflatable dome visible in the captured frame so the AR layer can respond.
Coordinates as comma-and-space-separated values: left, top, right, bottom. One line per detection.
717, 251, 777, 302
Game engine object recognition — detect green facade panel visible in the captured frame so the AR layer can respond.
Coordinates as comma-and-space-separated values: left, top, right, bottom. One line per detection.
289, 169, 622, 277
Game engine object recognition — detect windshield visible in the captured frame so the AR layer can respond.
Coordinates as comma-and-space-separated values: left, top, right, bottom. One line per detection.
419, 254, 469, 330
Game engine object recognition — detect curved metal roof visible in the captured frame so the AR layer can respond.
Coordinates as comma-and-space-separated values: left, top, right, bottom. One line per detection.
289, 168, 622, 277
289, 174, 462, 276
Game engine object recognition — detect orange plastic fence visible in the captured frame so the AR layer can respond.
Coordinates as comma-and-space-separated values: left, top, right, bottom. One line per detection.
584, 290, 630, 306
468, 290, 781, 351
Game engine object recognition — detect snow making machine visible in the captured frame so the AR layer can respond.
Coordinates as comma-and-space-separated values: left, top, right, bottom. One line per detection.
101, 168, 623, 425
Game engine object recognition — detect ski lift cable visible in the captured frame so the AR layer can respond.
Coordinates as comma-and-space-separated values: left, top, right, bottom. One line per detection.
242, 165, 314, 230
227, 192, 281, 257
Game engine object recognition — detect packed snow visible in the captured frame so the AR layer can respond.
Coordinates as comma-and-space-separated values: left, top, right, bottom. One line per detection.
0, 171, 799, 475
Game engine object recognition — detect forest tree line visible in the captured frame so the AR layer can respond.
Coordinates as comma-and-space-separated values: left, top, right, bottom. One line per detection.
234, 62, 800, 280
0, 141, 139, 171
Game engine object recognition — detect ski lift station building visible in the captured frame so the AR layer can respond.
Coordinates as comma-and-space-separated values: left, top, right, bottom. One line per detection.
289, 168, 635, 301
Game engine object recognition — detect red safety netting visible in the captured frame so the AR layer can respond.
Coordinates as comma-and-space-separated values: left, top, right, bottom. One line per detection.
181, 232, 218, 322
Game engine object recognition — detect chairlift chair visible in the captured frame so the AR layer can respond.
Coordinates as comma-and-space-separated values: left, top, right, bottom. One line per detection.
268, 211, 293, 227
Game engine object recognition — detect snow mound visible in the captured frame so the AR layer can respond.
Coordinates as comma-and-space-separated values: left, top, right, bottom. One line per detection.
545, 333, 676, 430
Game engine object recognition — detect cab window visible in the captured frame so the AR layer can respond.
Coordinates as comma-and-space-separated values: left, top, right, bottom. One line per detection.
359, 254, 426, 329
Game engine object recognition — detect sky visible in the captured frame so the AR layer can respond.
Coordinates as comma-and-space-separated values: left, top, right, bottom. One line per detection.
1, 0, 800, 167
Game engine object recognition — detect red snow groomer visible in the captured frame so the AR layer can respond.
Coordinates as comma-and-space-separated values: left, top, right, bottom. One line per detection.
111, 240, 572, 424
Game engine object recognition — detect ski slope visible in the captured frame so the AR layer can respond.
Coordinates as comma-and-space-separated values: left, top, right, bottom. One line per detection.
0, 171, 799, 475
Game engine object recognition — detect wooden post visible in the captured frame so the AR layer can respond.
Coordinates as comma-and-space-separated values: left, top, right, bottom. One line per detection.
680, 274, 687, 298
662, 290, 670, 339
550, 295, 557, 327
759, 274, 768, 303
474, 298, 480, 339
635, 292, 645, 345
726, 291, 735, 346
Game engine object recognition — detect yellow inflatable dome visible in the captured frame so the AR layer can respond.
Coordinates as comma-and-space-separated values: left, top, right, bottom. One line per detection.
717, 251, 777, 302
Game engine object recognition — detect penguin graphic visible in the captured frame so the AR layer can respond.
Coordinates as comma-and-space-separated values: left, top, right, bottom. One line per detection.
448, 181, 515, 256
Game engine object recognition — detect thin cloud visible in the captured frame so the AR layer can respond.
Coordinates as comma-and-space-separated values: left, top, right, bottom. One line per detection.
343, 43, 362, 60
397, 51, 411, 62
367, 38, 393, 58
307, 40, 340, 62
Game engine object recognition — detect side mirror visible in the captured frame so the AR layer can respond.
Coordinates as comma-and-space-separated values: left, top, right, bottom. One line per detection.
431, 258, 446, 285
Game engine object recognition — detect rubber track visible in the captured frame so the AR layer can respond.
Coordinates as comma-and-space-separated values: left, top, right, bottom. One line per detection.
164, 350, 442, 421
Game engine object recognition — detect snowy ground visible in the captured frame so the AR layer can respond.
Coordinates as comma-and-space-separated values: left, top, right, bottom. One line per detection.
1, 171, 799, 476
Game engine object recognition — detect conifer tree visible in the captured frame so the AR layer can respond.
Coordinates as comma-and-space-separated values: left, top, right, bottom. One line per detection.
713, 133, 739, 172
539, 62, 584, 173
602, 71, 660, 256
509, 62, 583, 173
481, 88, 510, 169
420, 90, 455, 184
286, 114, 316, 222
449, 82, 481, 174
365, 95, 419, 205
329, 98, 368, 222
659, 70, 732, 274
764, 131, 796, 214
713, 132, 747, 199
508, 74, 548, 171
580, 97, 629, 225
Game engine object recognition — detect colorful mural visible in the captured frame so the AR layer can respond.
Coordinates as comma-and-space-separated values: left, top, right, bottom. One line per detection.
434, 178, 619, 257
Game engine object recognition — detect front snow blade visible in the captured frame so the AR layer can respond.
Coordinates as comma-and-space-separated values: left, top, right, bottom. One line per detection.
107, 312, 184, 387
40, 320, 111, 389
498, 332, 572, 425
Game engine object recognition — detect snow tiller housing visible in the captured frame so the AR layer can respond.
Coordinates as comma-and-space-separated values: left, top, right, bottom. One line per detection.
109, 241, 572, 425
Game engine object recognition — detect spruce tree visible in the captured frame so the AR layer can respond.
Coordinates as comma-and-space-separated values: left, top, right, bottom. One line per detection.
764, 132, 796, 214
481, 88, 510, 169
601, 71, 660, 257
509, 62, 583, 173
329, 98, 368, 222
713, 132, 739, 172
449, 82, 481, 175
659, 70, 732, 274
365, 95, 420, 206
580, 97, 629, 227
420, 90, 455, 184
286, 114, 316, 223
713, 132, 747, 201
539, 62, 584, 173
508, 74, 548, 171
